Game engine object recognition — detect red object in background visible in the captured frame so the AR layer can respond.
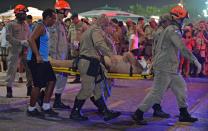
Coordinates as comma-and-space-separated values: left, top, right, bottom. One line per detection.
104, 12, 116, 17
205, 45, 208, 76
104, 12, 130, 17
54, 0, 70, 10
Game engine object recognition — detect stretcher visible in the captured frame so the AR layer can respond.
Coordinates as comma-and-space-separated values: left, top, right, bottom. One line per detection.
52, 67, 153, 80
51, 52, 153, 80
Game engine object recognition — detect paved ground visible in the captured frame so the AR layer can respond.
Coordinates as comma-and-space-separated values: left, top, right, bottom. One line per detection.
0, 72, 208, 131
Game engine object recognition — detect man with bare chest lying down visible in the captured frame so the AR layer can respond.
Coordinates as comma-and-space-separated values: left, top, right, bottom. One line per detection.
50, 52, 146, 74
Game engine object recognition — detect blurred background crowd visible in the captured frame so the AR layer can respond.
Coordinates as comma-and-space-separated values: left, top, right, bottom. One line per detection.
1, 15, 208, 78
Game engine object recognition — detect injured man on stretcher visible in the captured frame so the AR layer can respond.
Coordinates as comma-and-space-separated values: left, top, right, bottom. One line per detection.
49, 52, 151, 75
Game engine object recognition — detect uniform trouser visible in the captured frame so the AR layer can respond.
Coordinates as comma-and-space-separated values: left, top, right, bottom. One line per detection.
54, 73, 68, 94
6, 46, 32, 87
76, 59, 103, 100
20, 52, 33, 88
138, 70, 188, 112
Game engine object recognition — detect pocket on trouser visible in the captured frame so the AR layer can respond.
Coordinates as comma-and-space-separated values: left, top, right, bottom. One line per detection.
87, 59, 100, 77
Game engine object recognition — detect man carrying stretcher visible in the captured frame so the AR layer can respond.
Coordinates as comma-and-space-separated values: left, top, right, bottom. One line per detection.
49, 14, 169, 122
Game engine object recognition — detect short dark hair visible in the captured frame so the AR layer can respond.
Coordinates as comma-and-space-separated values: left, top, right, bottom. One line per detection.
118, 21, 123, 27
111, 18, 118, 24
26, 15, 33, 20
92, 17, 97, 20
42, 8, 55, 20
187, 23, 193, 28
138, 17, 144, 21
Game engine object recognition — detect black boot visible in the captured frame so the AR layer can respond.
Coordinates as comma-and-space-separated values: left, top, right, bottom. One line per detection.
70, 98, 88, 121
132, 109, 147, 125
179, 108, 198, 122
152, 104, 170, 118
90, 96, 103, 114
6, 86, 13, 98
53, 93, 70, 109
95, 97, 121, 121
27, 86, 32, 96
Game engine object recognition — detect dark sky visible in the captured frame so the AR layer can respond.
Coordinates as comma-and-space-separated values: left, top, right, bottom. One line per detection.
0, 0, 180, 13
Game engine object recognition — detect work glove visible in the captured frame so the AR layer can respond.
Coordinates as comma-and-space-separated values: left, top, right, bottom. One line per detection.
194, 59, 202, 74
20, 40, 29, 47
73, 41, 79, 49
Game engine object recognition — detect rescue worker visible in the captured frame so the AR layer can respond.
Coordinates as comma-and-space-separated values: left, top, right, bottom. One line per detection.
5, 4, 33, 97
68, 12, 88, 84
48, 0, 71, 109
144, 18, 158, 59
69, 14, 121, 121
132, 6, 202, 125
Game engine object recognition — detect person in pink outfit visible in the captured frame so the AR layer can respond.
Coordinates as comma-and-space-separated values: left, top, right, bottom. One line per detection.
179, 30, 195, 77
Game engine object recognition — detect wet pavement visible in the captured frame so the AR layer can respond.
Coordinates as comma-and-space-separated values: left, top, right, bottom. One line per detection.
0, 72, 208, 131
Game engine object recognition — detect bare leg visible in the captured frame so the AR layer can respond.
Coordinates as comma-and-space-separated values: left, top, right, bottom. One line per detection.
43, 81, 55, 103
30, 87, 40, 107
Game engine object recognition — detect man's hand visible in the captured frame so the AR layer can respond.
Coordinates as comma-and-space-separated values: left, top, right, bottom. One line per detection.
36, 55, 43, 63
194, 59, 202, 74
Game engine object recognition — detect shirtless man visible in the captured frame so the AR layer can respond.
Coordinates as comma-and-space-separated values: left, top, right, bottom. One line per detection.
50, 52, 144, 74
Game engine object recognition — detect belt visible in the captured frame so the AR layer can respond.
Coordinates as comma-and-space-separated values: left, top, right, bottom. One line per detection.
80, 55, 99, 62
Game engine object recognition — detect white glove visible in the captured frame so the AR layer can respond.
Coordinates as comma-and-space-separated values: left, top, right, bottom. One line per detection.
20, 40, 29, 47
194, 59, 202, 74
138, 57, 147, 69
73, 41, 79, 49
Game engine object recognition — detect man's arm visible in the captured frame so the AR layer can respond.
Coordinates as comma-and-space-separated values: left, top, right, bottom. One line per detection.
169, 28, 197, 62
169, 28, 201, 74
28, 24, 44, 62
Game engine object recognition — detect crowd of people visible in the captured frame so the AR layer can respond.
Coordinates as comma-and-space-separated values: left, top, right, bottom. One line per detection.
0, 0, 206, 125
